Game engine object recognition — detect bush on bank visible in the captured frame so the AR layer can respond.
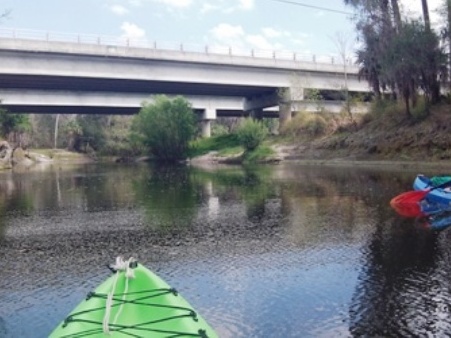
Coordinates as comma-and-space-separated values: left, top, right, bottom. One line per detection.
188, 133, 241, 158
132, 95, 197, 162
280, 111, 327, 138
236, 118, 269, 151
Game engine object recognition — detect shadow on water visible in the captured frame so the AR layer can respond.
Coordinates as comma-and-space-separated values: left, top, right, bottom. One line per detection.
0, 316, 7, 338
1, 162, 451, 336
349, 206, 451, 336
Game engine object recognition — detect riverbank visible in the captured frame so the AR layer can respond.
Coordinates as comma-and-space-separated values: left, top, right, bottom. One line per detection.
4, 103, 451, 171
284, 105, 451, 163
192, 105, 451, 170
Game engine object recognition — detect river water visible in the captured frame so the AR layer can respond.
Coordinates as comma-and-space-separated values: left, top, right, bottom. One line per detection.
0, 162, 451, 337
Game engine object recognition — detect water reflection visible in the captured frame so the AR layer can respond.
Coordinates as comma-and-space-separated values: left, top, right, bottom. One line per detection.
349, 217, 448, 336
0, 162, 450, 336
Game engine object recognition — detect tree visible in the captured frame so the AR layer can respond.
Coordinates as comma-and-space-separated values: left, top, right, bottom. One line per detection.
54, 114, 60, 149
332, 31, 354, 119
421, 0, 431, 30
0, 104, 30, 144
391, 0, 402, 32
344, 0, 445, 115
437, 0, 451, 83
344, 0, 397, 99
63, 119, 82, 151
132, 95, 197, 162
420, 0, 441, 104
75, 114, 109, 152
380, 20, 444, 116
447, 0, 451, 81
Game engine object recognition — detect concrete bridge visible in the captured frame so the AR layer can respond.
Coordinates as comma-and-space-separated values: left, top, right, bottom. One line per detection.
0, 28, 370, 136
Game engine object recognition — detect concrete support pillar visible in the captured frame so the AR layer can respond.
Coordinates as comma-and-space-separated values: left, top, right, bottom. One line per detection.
199, 107, 216, 138
201, 120, 211, 138
279, 102, 292, 129
279, 88, 292, 130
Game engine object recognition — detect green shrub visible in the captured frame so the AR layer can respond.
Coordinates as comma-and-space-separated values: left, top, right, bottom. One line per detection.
236, 118, 268, 151
188, 133, 241, 157
211, 122, 229, 136
132, 95, 197, 161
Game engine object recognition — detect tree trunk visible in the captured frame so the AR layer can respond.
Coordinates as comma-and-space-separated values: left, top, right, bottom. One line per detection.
404, 93, 411, 118
380, 0, 392, 32
447, 0, 451, 83
391, 0, 402, 32
421, 0, 431, 31
54, 114, 60, 149
421, 0, 440, 103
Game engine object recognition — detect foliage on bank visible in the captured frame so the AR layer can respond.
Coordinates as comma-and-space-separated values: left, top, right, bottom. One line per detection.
188, 133, 241, 158
280, 112, 328, 138
132, 95, 197, 162
236, 118, 269, 151
0, 104, 31, 146
344, 0, 446, 117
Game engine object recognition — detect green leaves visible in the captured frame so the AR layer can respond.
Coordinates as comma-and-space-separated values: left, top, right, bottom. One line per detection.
0, 106, 31, 137
236, 118, 269, 151
345, 0, 445, 115
132, 95, 197, 161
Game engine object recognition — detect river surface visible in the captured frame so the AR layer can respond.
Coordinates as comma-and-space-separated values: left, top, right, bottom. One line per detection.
0, 162, 451, 337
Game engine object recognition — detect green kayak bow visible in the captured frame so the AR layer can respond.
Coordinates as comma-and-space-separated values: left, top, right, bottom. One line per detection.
49, 257, 218, 338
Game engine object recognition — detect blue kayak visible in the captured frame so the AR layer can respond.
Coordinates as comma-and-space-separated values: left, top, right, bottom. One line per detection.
426, 211, 451, 231
413, 175, 451, 207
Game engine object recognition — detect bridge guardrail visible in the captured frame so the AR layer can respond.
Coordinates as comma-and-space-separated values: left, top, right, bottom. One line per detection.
0, 27, 355, 66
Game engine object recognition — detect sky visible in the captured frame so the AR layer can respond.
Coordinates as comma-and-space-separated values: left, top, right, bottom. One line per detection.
0, 0, 445, 60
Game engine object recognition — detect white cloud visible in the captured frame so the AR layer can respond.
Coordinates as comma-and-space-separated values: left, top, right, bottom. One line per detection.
200, 0, 255, 14
211, 23, 244, 40
209, 24, 287, 54
238, 0, 254, 10
246, 34, 274, 50
127, 0, 143, 6
109, 4, 129, 16
120, 22, 146, 40
153, 0, 193, 8
200, 3, 219, 14
262, 27, 283, 39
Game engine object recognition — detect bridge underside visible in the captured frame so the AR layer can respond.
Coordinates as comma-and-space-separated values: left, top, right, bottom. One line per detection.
0, 88, 285, 118
4, 104, 139, 115
0, 74, 277, 98
3, 106, 282, 119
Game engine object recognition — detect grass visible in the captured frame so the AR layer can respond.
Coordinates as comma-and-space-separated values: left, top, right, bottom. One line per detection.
188, 134, 277, 164
188, 134, 241, 158
242, 145, 275, 163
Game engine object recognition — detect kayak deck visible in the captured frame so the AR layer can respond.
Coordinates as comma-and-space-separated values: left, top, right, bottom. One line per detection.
49, 259, 218, 337
413, 175, 451, 206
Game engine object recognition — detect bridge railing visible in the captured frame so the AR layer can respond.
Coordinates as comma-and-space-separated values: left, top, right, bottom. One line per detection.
0, 27, 355, 66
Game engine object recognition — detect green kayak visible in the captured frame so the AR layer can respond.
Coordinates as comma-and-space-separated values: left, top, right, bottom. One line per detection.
49, 257, 218, 337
